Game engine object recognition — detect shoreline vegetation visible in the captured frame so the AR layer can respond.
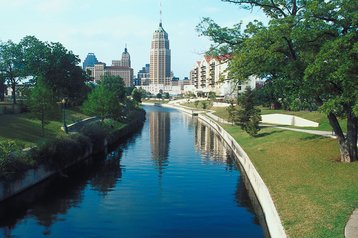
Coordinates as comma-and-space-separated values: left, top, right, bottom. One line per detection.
174, 101, 357, 238
0, 108, 146, 201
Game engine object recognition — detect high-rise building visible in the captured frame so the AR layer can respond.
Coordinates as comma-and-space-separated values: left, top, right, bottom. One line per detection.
136, 64, 150, 86
84, 47, 134, 87
149, 22, 171, 85
83, 53, 99, 69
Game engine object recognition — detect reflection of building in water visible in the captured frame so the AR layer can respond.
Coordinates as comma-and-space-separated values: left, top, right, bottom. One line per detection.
149, 112, 170, 172
195, 121, 232, 165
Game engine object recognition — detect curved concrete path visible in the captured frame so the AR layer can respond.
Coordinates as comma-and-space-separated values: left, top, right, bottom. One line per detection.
346, 209, 358, 238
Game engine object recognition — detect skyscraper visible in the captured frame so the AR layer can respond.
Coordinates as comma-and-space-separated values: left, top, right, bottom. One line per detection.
149, 21, 171, 85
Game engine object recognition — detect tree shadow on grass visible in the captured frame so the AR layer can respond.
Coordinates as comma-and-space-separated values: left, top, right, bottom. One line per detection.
255, 130, 283, 138
300, 135, 326, 141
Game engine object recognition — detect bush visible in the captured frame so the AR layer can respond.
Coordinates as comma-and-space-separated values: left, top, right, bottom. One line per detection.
80, 122, 112, 152
0, 140, 35, 180
34, 134, 91, 170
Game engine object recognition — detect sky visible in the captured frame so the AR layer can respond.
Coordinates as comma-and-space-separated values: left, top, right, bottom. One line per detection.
0, 0, 267, 79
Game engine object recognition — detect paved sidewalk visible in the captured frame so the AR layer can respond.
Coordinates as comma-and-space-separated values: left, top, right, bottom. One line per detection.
346, 209, 358, 238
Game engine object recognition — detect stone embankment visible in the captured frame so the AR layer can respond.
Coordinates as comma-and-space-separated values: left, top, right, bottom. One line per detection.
0, 110, 146, 202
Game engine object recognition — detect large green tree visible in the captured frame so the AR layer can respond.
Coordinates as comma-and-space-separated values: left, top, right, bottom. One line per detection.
82, 75, 127, 121
20, 36, 88, 104
0, 40, 24, 104
198, 0, 358, 162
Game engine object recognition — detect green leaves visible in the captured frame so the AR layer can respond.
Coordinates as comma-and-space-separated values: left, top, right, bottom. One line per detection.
82, 75, 127, 122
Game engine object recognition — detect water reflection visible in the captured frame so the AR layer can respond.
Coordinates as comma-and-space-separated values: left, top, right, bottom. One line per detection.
91, 149, 123, 196
0, 107, 268, 238
0, 142, 128, 237
195, 120, 236, 171
149, 111, 170, 173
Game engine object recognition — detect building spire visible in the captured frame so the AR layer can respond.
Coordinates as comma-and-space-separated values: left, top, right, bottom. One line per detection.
159, 1, 162, 27
125, 43, 127, 52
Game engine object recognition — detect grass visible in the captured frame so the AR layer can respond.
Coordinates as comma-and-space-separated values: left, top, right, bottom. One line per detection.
222, 124, 358, 238
0, 108, 90, 146
209, 105, 347, 132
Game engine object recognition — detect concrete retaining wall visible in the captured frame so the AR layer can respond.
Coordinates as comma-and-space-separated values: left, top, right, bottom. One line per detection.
66, 116, 99, 133
0, 110, 146, 202
145, 102, 287, 237
0, 147, 92, 202
198, 114, 287, 238
261, 113, 319, 127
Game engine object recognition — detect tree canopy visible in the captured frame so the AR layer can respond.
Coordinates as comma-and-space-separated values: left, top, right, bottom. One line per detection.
197, 0, 358, 162
0, 36, 88, 105
82, 75, 128, 121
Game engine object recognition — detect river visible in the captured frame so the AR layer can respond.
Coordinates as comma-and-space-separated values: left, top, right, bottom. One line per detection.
0, 106, 267, 238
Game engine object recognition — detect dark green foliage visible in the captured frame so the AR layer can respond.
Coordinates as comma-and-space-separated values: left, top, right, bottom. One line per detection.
20, 36, 88, 104
82, 75, 127, 121
163, 92, 170, 99
0, 77, 5, 101
156, 93, 162, 99
236, 87, 261, 136
27, 78, 58, 136
80, 122, 112, 152
0, 40, 24, 104
208, 92, 216, 100
198, 0, 358, 161
0, 140, 35, 180
131, 88, 143, 104
34, 134, 91, 170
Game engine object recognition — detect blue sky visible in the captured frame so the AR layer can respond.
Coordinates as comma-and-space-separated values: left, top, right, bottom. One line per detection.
0, 0, 267, 79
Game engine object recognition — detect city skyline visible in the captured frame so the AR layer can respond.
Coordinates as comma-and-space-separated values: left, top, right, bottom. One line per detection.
0, 0, 267, 78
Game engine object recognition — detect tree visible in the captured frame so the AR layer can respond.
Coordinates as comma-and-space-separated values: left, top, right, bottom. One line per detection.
82, 75, 127, 121
236, 87, 261, 136
27, 78, 57, 136
208, 91, 216, 100
20, 36, 88, 105
131, 88, 143, 104
198, 0, 358, 162
0, 75, 5, 101
163, 92, 170, 99
156, 93, 162, 99
0, 40, 24, 104
227, 100, 236, 124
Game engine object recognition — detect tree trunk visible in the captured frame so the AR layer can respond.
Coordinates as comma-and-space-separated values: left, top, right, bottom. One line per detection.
346, 110, 357, 161
328, 112, 357, 162
11, 82, 16, 104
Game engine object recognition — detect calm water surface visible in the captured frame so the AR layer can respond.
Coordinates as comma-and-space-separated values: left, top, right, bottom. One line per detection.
0, 106, 267, 238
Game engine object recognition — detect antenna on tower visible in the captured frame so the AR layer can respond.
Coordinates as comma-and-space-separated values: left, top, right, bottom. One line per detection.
159, 1, 162, 27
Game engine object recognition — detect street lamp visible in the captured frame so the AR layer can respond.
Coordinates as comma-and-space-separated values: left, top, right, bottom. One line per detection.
62, 98, 68, 133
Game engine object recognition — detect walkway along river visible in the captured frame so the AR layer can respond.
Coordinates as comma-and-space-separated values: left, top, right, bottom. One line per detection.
0, 106, 269, 238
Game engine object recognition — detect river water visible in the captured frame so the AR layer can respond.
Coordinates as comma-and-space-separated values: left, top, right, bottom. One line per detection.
0, 106, 267, 238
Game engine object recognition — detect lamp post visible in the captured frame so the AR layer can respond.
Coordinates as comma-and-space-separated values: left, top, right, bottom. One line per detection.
62, 98, 68, 133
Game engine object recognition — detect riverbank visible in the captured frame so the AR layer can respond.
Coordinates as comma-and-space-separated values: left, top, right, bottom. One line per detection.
0, 109, 146, 202
156, 102, 358, 238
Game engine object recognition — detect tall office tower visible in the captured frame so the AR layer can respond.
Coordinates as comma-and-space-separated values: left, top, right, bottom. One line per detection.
149, 21, 171, 85
83, 53, 98, 69
121, 46, 131, 67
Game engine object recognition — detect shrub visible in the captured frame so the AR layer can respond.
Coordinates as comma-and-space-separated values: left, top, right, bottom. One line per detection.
0, 140, 35, 180
34, 134, 91, 170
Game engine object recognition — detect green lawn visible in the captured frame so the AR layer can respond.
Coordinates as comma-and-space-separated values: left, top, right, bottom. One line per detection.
222, 125, 358, 238
210, 106, 347, 132
0, 109, 89, 146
